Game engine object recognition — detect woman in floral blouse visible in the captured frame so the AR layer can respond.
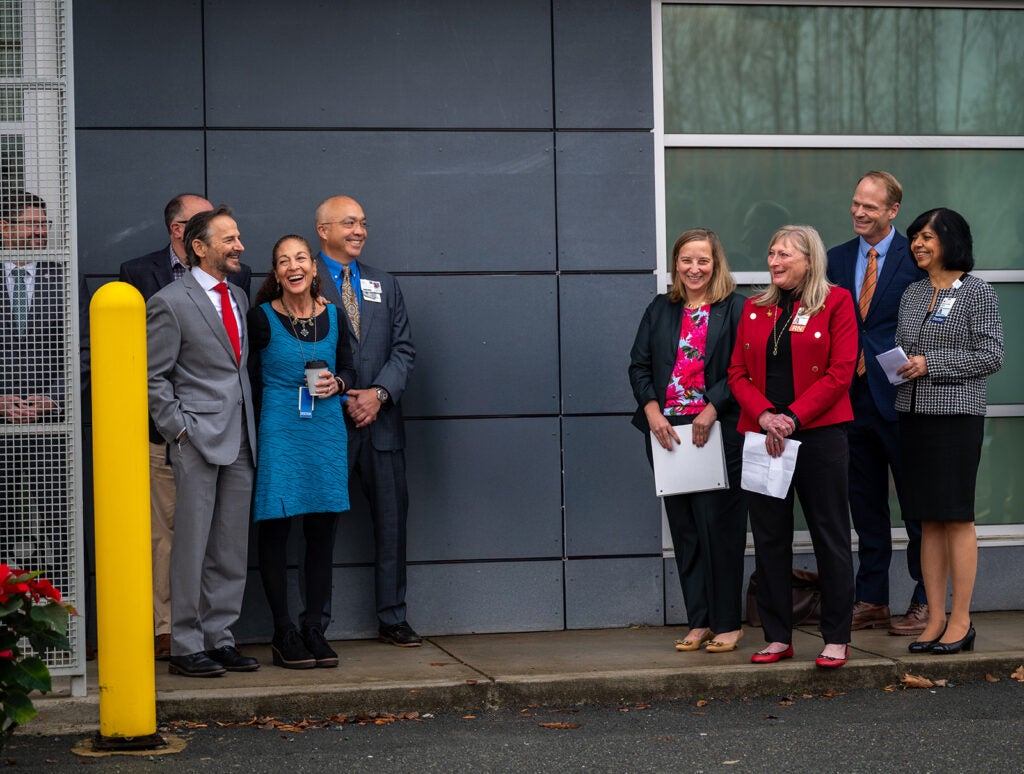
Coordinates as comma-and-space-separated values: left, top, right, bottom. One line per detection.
629, 228, 747, 653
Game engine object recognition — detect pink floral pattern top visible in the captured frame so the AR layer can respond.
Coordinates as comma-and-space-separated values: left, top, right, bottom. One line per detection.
663, 305, 709, 416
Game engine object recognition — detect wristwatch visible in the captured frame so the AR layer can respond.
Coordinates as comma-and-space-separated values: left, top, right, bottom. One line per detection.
374, 386, 390, 404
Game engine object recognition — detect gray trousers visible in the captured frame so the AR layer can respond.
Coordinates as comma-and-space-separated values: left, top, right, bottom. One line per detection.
169, 430, 254, 656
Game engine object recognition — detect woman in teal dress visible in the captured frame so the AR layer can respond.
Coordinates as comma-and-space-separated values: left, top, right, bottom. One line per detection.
248, 235, 356, 669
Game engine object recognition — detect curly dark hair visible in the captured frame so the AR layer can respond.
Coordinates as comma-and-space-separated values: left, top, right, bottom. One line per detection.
254, 234, 323, 306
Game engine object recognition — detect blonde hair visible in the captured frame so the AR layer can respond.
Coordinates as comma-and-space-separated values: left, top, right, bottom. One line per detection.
753, 224, 833, 316
667, 228, 736, 305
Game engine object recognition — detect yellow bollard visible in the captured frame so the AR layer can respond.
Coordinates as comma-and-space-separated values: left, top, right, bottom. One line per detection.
89, 281, 161, 746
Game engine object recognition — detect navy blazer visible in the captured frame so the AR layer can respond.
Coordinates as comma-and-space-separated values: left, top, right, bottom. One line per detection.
629, 291, 745, 435
120, 245, 252, 442
316, 256, 415, 452
826, 230, 925, 422
1, 261, 66, 415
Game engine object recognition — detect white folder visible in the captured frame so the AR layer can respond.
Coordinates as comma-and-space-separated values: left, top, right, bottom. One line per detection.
650, 420, 728, 497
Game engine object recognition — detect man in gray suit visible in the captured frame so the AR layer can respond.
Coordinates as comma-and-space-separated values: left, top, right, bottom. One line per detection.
314, 195, 419, 646
147, 205, 259, 676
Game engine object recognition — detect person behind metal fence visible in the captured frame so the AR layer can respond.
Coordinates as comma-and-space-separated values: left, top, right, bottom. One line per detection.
895, 208, 1003, 656
728, 225, 857, 669
628, 228, 748, 655
826, 171, 930, 637
313, 196, 419, 647
146, 205, 258, 677
119, 193, 253, 662
0, 190, 69, 589
247, 234, 356, 669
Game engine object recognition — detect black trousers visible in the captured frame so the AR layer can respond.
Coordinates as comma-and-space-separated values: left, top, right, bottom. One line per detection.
648, 415, 748, 633
748, 424, 854, 644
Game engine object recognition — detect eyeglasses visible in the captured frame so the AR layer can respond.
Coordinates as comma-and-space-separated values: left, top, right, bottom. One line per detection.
319, 218, 368, 230
10, 218, 51, 229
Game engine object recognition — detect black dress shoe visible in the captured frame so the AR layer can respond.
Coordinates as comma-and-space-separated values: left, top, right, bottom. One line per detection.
168, 652, 226, 677
205, 645, 260, 672
930, 623, 976, 655
272, 628, 316, 670
301, 625, 339, 668
379, 621, 423, 647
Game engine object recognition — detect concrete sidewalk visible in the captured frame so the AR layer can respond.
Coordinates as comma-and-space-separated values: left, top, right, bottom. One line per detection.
31, 610, 1024, 735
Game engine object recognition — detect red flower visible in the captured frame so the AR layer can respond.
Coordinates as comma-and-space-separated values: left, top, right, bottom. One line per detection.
28, 578, 61, 603
0, 650, 14, 660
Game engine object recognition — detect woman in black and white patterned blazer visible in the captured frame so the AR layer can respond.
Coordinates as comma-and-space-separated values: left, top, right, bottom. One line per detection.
894, 208, 1003, 656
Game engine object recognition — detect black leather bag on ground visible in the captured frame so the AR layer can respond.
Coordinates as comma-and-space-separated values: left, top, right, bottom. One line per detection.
746, 568, 822, 627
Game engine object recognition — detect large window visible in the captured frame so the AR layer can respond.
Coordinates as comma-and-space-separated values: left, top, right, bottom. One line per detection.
654, 1, 1024, 539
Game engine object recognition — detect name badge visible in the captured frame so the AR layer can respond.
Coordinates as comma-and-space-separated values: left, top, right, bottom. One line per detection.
298, 387, 314, 419
931, 297, 955, 323
789, 311, 810, 333
361, 278, 382, 303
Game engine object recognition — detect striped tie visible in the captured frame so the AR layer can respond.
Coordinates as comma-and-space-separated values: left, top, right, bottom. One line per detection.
856, 248, 878, 377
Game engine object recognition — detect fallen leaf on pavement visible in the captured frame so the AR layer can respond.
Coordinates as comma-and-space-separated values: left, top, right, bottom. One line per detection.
901, 673, 934, 689
883, 685, 895, 692
696, 700, 709, 708
538, 722, 581, 730
778, 698, 794, 707
429, 662, 453, 666
933, 679, 948, 688
1011, 666, 1024, 682
723, 760, 740, 765
462, 715, 477, 719
985, 674, 1000, 683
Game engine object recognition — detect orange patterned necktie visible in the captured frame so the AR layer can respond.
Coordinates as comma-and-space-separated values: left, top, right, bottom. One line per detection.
856, 247, 878, 377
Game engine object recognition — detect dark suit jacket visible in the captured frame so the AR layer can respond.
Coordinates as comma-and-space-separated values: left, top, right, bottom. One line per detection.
146, 271, 256, 467
826, 230, 925, 422
1, 261, 66, 416
316, 256, 415, 452
120, 245, 252, 442
629, 291, 745, 435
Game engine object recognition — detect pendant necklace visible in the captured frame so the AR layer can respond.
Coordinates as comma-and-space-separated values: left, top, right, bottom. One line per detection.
771, 303, 795, 356
279, 296, 317, 365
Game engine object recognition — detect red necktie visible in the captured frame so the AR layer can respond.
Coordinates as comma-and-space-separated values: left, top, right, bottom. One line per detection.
214, 282, 241, 363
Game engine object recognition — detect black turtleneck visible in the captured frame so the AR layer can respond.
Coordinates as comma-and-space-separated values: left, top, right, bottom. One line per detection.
765, 288, 798, 410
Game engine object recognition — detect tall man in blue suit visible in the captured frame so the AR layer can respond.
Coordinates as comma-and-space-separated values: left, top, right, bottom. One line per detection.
147, 206, 259, 676
120, 193, 251, 661
826, 171, 928, 636
314, 195, 419, 646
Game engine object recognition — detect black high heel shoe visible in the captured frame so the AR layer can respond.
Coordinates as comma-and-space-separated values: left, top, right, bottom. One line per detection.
930, 623, 976, 655
908, 624, 947, 654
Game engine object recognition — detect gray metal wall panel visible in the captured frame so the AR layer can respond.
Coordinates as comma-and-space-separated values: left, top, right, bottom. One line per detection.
565, 557, 663, 629
203, 0, 553, 129
398, 275, 561, 417
553, 0, 654, 129
559, 273, 657, 413
405, 419, 563, 561
74, 130, 206, 272
563, 416, 661, 557
72, 2, 204, 127
206, 130, 556, 273
407, 561, 564, 635
556, 132, 657, 271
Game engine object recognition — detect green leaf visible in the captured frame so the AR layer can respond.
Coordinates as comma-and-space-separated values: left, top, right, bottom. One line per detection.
10, 657, 51, 692
0, 597, 24, 616
30, 603, 70, 636
2, 689, 38, 726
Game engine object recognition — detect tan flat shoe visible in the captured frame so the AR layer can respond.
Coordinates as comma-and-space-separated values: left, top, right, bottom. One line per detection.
705, 629, 744, 653
675, 629, 714, 651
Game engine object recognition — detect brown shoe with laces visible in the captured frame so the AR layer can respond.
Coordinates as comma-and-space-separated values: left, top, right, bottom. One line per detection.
888, 602, 929, 636
851, 601, 891, 630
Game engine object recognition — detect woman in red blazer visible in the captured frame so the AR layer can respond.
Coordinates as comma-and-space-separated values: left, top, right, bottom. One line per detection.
728, 225, 857, 668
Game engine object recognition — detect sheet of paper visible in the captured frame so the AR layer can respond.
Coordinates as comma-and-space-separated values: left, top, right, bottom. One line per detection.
876, 345, 910, 385
650, 421, 728, 497
740, 431, 801, 499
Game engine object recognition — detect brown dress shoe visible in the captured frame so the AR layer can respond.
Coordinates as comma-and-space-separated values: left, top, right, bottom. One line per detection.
888, 602, 929, 636
155, 633, 172, 660
850, 601, 891, 630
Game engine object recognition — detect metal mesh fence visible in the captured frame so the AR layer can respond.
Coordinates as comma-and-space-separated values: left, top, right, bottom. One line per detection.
0, 0, 82, 677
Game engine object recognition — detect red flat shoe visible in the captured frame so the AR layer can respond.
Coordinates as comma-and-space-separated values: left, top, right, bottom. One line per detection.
750, 645, 794, 664
815, 645, 850, 668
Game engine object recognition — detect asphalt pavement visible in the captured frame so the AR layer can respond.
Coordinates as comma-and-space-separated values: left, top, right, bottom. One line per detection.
29, 610, 1024, 737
